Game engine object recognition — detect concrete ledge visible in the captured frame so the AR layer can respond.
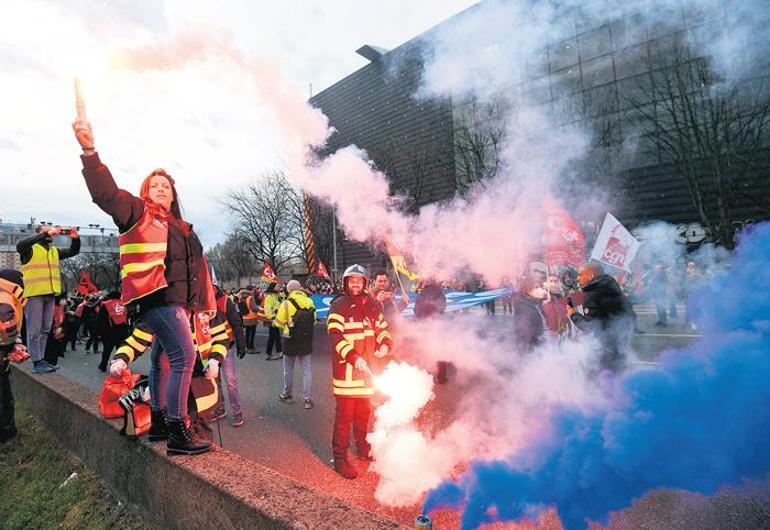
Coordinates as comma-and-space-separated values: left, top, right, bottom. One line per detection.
11, 365, 404, 530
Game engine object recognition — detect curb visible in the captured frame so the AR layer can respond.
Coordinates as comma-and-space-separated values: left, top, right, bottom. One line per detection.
10, 365, 405, 530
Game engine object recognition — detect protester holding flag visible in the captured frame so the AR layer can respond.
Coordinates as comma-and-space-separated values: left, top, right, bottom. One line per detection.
16, 224, 80, 374
569, 262, 635, 373
73, 117, 215, 456
371, 270, 407, 338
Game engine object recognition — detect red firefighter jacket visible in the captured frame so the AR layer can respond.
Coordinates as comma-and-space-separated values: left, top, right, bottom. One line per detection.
326, 294, 392, 398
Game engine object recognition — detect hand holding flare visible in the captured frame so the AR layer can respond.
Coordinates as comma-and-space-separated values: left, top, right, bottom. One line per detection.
72, 76, 95, 151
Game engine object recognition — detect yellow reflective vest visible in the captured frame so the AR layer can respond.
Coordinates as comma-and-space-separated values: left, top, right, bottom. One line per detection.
21, 244, 61, 297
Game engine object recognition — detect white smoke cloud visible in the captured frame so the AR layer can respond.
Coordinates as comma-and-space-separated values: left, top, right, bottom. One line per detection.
90, 0, 766, 516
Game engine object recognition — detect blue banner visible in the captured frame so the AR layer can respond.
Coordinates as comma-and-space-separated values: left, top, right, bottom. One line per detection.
310, 288, 512, 320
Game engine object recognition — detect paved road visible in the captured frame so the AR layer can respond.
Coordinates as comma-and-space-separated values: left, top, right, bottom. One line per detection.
43, 303, 707, 527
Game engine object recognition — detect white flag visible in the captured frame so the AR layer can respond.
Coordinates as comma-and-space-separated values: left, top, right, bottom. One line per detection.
589, 213, 640, 272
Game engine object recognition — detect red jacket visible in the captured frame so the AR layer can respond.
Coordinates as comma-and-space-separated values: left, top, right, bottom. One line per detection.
327, 294, 392, 398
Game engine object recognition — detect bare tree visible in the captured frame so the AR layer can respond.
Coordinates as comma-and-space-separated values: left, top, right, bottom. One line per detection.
628, 41, 770, 248
205, 233, 258, 286
60, 253, 120, 293
220, 171, 305, 274
453, 98, 506, 195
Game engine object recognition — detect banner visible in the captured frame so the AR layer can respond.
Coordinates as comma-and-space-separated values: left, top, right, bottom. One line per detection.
543, 195, 585, 269
589, 213, 640, 272
77, 271, 98, 295
310, 288, 510, 321
260, 261, 278, 283
314, 259, 331, 281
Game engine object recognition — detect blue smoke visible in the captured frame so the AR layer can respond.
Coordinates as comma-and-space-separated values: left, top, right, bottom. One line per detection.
424, 223, 770, 529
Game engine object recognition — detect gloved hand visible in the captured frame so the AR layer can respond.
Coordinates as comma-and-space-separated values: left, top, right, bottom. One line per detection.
374, 344, 389, 358
237, 348, 246, 359
110, 359, 127, 378
206, 359, 220, 380
354, 357, 369, 374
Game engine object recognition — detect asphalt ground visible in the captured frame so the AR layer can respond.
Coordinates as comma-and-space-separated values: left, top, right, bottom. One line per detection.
37, 302, 766, 529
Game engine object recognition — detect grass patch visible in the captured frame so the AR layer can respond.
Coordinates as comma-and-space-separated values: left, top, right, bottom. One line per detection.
0, 399, 153, 530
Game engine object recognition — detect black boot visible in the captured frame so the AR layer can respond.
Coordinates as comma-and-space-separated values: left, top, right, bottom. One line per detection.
167, 418, 212, 456
148, 408, 169, 442
333, 457, 358, 479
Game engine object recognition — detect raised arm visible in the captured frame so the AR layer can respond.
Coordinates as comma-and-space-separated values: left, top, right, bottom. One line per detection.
72, 119, 144, 232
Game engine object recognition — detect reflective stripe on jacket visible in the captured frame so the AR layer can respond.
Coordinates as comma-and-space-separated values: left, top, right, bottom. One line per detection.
327, 294, 392, 398
242, 295, 263, 325
113, 314, 228, 370
0, 278, 25, 347
21, 244, 61, 297
118, 208, 168, 305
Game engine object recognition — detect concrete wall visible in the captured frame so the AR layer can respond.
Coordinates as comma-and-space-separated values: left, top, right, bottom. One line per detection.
11, 365, 404, 530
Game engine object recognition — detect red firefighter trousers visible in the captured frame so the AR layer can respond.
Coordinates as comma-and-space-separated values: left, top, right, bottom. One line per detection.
332, 396, 372, 460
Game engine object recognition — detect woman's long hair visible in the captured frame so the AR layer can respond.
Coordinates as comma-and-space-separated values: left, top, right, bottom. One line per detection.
139, 169, 191, 235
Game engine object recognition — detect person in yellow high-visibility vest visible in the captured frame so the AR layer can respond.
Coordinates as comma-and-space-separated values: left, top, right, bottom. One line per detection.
17, 224, 80, 374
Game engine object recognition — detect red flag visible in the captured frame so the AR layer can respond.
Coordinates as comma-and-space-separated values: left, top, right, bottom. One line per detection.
77, 271, 98, 295
260, 261, 278, 283
315, 259, 331, 281
543, 196, 585, 269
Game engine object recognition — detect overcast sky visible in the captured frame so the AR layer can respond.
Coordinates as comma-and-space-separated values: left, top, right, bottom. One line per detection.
0, 0, 477, 246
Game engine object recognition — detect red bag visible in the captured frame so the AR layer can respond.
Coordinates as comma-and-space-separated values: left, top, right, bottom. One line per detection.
119, 383, 152, 438
123, 402, 151, 438
99, 370, 140, 419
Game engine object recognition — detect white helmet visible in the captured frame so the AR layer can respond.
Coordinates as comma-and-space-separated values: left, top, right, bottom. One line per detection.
342, 264, 368, 294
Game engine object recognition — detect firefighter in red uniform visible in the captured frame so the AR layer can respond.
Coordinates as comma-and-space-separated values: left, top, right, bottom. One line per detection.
327, 264, 392, 479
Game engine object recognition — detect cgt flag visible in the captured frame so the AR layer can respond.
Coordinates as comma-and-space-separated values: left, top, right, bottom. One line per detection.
260, 261, 278, 283
543, 195, 585, 269
314, 259, 331, 281
590, 213, 640, 272
77, 271, 98, 295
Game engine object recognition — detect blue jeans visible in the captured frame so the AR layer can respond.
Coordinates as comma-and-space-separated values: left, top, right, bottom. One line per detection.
24, 295, 55, 362
215, 345, 242, 416
283, 354, 312, 400
141, 305, 195, 421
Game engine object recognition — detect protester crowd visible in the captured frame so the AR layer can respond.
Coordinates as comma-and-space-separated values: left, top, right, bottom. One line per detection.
0, 113, 714, 483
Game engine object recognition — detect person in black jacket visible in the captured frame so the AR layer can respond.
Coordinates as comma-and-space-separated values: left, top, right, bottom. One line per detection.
569, 262, 635, 373
73, 118, 214, 456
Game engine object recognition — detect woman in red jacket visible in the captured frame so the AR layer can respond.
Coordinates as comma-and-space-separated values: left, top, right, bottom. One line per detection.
73, 118, 215, 456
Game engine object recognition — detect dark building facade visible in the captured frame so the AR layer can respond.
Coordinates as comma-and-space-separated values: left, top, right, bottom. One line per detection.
310, 1, 770, 269
310, 38, 457, 268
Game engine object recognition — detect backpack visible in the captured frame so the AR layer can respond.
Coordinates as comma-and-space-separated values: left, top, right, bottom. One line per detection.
285, 298, 314, 356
